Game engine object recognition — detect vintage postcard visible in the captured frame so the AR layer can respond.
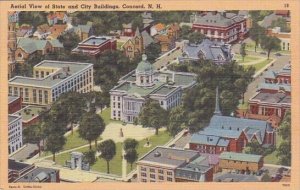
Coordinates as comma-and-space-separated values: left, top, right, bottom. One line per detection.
0, 0, 299, 190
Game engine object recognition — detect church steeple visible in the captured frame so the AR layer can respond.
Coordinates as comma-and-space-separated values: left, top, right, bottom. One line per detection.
214, 86, 222, 116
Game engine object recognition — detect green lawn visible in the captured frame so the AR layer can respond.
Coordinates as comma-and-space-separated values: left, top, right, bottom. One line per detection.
264, 133, 283, 164
235, 54, 261, 64
49, 130, 172, 176
238, 101, 248, 110
117, 42, 124, 50
99, 107, 123, 125
245, 42, 263, 52
244, 59, 273, 72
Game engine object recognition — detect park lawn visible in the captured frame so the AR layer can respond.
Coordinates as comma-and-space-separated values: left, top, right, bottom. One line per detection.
99, 107, 123, 125
264, 133, 283, 164
235, 54, 261, 64
50, 130, 172, 176
244, 59, 273, 72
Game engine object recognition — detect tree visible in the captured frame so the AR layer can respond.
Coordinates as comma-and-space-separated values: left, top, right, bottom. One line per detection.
234, 78, 248, 104
83, 150, 97, 165
239, 43, 247, 62
180, 25, 191, 40
45, 131, 66, 162
123, 138, 139, 151
167, 106, 186, 137
138, 99, 168, 135
79, 112, 105, 150
58, 32, 81, 51
22, 124, 44, 156
97, 139, 116, 174
145, 43, 161, 63
244, 139, 264, 155
278, 111, 291, 141
271, 18, 290, 33
124, 149, 138, 170
188, 32, 206, 44
249, 23, 266, 52
276, 111, 291, 166
260, 36, 281, 60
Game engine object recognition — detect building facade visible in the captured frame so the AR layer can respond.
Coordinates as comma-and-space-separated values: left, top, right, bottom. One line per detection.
122, 28, 144, 60
8, 96, 22, 114
110, 54, 196, 123
8, 12, 17, 79
137, 146, 213, 182
8, 114, 23, 155
72, 36, 117, 56
191, 11, 248, 43
266, 27, 290, 51
8, 60, 93, 106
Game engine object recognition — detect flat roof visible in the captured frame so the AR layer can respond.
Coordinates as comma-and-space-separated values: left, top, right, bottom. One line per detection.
251, 92, 291, 104
8, 114, 21, 124
138, 146, 199, 168
9, 60, 92, 88
8, 159, 31, 171
220, 152, 262, 163
151, 85, 178, 96
80, 36, 112, 46
15, 105, 46, 122
15, 167, 59, 182
214, 173, 259, 182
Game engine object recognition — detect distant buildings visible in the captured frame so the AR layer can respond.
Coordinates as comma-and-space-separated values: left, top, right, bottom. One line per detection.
122, 28, 144, 60
9, 159, 60, 183
16, 38, 63, 63
180, 39, 232, 64
110, 54, 196, 123
73, 23, 93, 41
266, 27, 290, 51
8, 60, 93, 106
15, 105, 47, 127
219, 152, 263, 172
189, 88, 275, 154
33, 24, 51, 39
72, 36, 117, 56
137, 146, 213, 182
247, 64, 291, 126
47, 12, 68, 26
16, 24, 34, 38
8, 12, 17, 79
8, 115, 23, 155
122, 23, 135, 37
191, 11, 248, 43
260, 12, 290, 29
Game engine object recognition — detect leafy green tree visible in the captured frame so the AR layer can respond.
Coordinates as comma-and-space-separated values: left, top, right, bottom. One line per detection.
45, 131, 66, 162
261, 172, 271, 182
123, 138, 139, 151
244, 139, 264, 155
188, 32, 206, 44
23, 124, 45, 156
58, 32, 81, 51
145, 43, 161, 63
138, 99, 168, 135
260, 36, 281, 59
180, 25, 191, 40
97, 139, 116, 174
83, 150, 97, 165
240, 43, 247, 62
276, 111, 291, 166
234, 78, 249, 104
271, 18, 290, 32
249, 23, 266, 52
124, 148, 138, 170
19, 12, 47, 29
79, 112, 105, 150
278, 111, 291, 141
167, 106, 186, 137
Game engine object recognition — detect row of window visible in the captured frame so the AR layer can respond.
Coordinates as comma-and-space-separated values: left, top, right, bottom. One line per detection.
141, 167, 173, 176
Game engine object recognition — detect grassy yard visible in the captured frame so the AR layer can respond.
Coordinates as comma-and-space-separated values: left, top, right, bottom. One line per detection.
244, 59, 273, 72
99, 107, 123, 125
49, 131, 172, 176
234, 54, 261, 64
264, 133, 283, 164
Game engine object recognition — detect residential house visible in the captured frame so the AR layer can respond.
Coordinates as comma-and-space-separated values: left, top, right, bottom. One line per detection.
73, 23, 93, 41
33, 24, 51, 39
110, 54, 196, 123
142, 12, 155, 33
191, 11, 248, 43
47, 12, 68, 26
150, 23, 166, 36
122, 23, 134, 37
47, 24, 68, 39
166, 23, 180, 40
154, 34, 176, 53
179, 39, 232, 65
8, 12, 17, 79
122, 28, 144, 60
137, 146, 213, 182
219, 152, 263, 173
8, 60, 93, 106
214, 173, 259, 182
15, 38, 63, 63
72, 36, 117, 57
16, 24, 34, 38
260, 12, 291, 29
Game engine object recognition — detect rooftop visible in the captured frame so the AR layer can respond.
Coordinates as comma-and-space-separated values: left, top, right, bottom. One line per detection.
220, 152, 262, 163
79, 36, 112, 46
138, 146, 199, 168
9, 60, 92, 88
193, 12, 245, 27
214, 173, 259, 182
251, 92, 291, 105
17, 38, 63, 54
175, 163, 212, 181
8, 159, 31, 171
8, 96, 19, 104
258, 83, 291, 92
15, 105, 47, 122
15, 167, 59, 182
8, 114, 21, 124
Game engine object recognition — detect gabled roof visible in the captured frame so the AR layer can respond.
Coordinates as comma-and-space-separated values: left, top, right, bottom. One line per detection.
153, 23, 166, 32
75, 24, 92, 33
193, 12, 245, 27
17, 38, 63, 54
141, 30, 154, 48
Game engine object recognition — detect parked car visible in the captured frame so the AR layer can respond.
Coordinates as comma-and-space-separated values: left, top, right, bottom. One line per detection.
274, 52, 282, 56
260, 51, 267, 55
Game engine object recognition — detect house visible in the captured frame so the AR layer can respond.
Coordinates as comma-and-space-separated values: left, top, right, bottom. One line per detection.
150, 23, 166, 36
47, 12, 68, 26
122, 23, 134, 37
137, 146, 213, 182
191, 11, 248, 43
72, 36, 117, 57
189, 88, 275, 154
8, 60, 93, 106
142, 12, 155, 33
266, 27, 290, 51
8, 115, 23, 155
8, 96, 22, 114
47, 24, 68, 39
16, 24, 34, 38
73, 23, 93, 41
166, 23, 180, 40
15, 38, 63, 63
9, 159, 60, 183
33, 24, 51, 39
110, 54, 196, 123
219, 152, 263, 173
122, 28, 144, 60
179, 39, 232, 65
248, 64, 291, 124
260, 12, 291, 29
14, 106, 47, 127
154, 34, 176, 53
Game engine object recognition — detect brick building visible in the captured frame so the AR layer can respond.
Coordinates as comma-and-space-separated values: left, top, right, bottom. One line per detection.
191, 11, 248, 43
8, 96, 22, 114
219, 152, 263, 173
72, 36, 117, 57
137, 146, 213, 182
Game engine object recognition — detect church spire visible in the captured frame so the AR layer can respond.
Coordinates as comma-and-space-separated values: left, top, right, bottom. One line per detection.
214, 86, 222, 116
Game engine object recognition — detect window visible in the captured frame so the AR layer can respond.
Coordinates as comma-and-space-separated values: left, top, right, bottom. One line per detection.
118, 97, 120, 101
33, 89, 37, 103
44, 91, 48, 104
167, 171, 172, 176
150, 168, 155, 173
167, 177, 172, 182
9, 86, 12, 95
158, 169, 163, 174
141, 167, 146, 171
150, 174, 155, 179
39, 90, 43, 104
14, 87, 18, 96
35, 71, 39, 78
142, 179, 147, 182
159, 176, 164, 180
141, 172, 147, 177
118, 103, 121, 109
